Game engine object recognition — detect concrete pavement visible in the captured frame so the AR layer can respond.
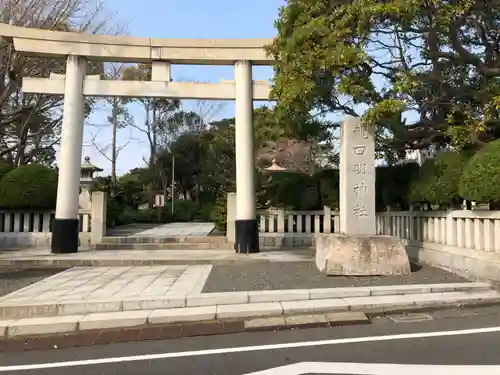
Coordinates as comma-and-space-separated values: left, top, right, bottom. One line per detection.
131, 222, 215, 237
0, 281, 497, 348
0, 262, 498, 347
3, 307, 500, 374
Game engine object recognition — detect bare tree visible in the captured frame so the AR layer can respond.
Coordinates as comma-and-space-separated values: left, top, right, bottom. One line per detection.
122, 64, 181, 169
192, 98, 225, 128
175, 78, 226, 129
88, 63, 135, 196
0, 0, 121, 167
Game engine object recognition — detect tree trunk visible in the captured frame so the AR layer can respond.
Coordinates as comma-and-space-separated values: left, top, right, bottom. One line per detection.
151, 103, 157, 171
195, 181, 200, 204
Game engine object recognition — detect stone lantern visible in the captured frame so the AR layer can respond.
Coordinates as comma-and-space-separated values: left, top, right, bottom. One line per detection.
79, 156, 103, 209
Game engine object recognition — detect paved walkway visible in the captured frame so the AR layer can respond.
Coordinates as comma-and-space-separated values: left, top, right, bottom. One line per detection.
132, 222, 215, 237
0, 266, 213, 303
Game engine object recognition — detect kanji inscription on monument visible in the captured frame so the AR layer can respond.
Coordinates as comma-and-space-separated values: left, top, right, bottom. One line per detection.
339, 116, 376, 235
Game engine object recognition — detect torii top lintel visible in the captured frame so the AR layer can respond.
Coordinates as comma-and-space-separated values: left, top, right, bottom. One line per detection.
0, 23, 275, 65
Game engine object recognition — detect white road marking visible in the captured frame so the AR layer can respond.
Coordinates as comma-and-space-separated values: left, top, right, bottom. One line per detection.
244, 362, 500, 375
2, 326, 500, 372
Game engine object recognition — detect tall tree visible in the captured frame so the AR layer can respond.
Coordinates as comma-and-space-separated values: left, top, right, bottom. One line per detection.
267, 0, 500, 157
122, 63, 181, 170
122, 63, 181, 206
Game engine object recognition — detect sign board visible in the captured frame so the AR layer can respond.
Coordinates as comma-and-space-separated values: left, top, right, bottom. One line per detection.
155, 194, 165, 207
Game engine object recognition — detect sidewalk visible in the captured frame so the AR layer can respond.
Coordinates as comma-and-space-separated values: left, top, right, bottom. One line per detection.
0, 262, 499, 351
0, 248, 313, 267
106, 222, 215, 237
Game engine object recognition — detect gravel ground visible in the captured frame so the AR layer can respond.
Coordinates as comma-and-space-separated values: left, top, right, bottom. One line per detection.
0, 268, 66, 297
202, 262, 468, 293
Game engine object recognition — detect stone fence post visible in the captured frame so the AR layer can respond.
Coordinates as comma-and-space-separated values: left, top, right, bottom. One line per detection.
408, 206, 414, 241
277, 209, 285, 233
323, 206, 332, 233
90, 191, 107, 245
385, 207, 392, 236
445, 211, 457, 247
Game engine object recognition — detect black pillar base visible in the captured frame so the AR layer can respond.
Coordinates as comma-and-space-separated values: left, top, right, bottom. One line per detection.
235, 219, 259, 254
51, 218, 79, 254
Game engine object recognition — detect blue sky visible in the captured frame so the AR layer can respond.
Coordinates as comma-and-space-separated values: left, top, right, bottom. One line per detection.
81, 0, 285, 176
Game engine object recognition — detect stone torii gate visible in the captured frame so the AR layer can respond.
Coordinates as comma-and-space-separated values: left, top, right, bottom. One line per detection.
0, 24, 274, 255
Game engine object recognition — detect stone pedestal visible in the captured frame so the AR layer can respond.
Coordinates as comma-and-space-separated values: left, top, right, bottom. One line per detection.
315, 234, 411, 276
315, 116, 410, 276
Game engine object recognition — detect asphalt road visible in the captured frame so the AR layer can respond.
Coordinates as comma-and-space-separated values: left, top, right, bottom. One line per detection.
3, 309, 500, 374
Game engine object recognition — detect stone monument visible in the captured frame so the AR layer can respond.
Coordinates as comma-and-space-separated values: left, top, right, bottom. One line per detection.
315, 116, 411, 275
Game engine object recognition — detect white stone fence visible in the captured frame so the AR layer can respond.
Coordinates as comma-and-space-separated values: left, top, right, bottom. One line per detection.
376, 210, 500, 252
254, 207, 336, 248
251, 206, 500, 283
257, 207, 338, 234
0, 191, 107, 248
377, 209, 500, 285
255, 207, 500, 250
241, 205, 500, 253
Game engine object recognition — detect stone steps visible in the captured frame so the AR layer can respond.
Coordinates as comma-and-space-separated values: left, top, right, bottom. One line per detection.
101, 236, 229, 244
0, 282, 493, 319
94, 236, 234, 250
2, 287, 500, 341
94, 242, 235, 250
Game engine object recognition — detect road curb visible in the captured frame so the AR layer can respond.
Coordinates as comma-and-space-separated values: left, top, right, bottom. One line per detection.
0, 312, 370, 352
0, 283, 492, 319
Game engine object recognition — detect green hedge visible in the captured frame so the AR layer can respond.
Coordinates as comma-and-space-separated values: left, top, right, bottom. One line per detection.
0, 161, 13, 182
212, 196, 227, 231
163, 200, 199, 222
113, 199, 210, 226
0, 164, 58, 209
459, 140, 500, 203
409, 151, 471, 206
376, 163, 419, 210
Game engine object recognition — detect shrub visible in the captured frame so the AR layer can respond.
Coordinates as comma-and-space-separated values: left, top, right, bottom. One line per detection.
114, 207, 174, 225
459, 140, 500, 203
106, 198, 122, 227
0, 164, 58, 209
0, 161, 13, 182
314, 169, 339, 209
197, 202, 215, 222
166, 200, 199, 222
115, 209, 135, 226
212, 196, 227, 231
410, 151, 471, 206
130, 209, 162, 223
408, 159, 436, 203
377, 163, 419, 210
260, 172, 320, 210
